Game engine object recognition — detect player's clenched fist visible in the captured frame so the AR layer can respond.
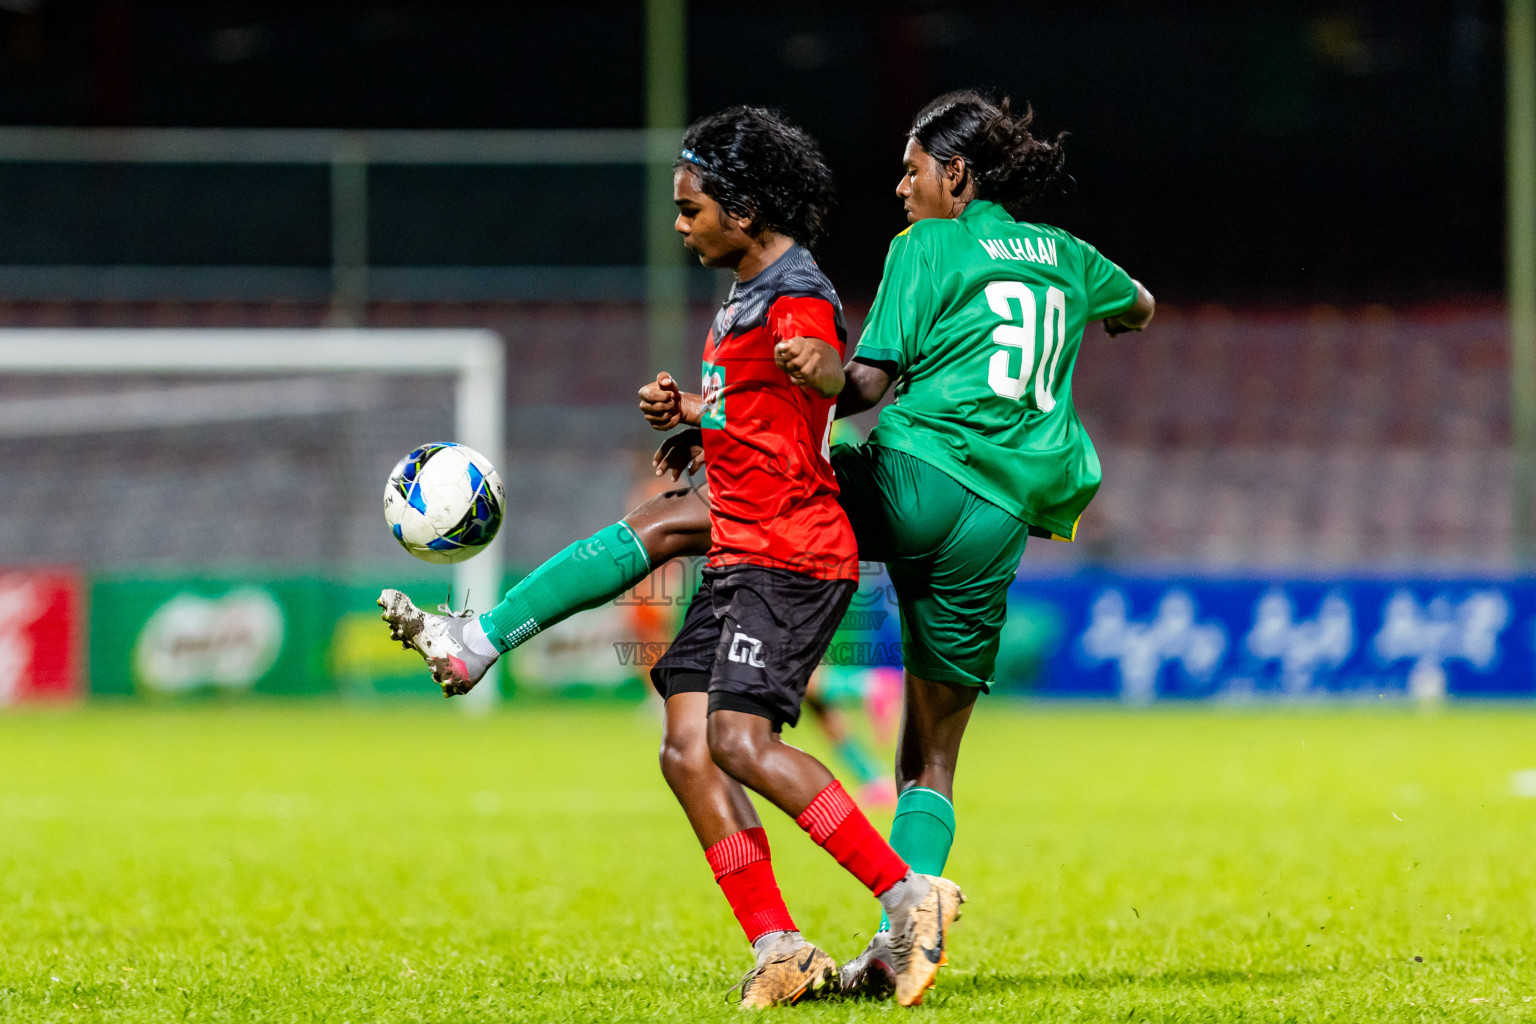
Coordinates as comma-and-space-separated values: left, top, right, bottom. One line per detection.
773, 336, 846, 398
638, 371, 704, 430
638, 371, 681, 429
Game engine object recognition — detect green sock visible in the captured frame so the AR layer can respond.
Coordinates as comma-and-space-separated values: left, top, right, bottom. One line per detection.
879, 786, 956, 932
833, 736, 882, 786
479, 520, 651, 653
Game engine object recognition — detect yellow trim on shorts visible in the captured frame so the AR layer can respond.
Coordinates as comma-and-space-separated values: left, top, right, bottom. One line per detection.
1049, 514, 1082, 543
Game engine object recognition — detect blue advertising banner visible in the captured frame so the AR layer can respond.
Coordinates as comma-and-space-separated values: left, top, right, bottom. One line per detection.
1001, 574, 1536, 701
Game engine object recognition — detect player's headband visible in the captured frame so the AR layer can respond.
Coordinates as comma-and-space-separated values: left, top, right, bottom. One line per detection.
679, 148, 711, 170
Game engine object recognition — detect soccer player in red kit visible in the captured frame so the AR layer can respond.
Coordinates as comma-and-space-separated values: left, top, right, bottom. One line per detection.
382, 107, 963, 1008
640, 107, 963, 1008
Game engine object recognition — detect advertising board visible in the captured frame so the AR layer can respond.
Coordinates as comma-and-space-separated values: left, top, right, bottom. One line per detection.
1008, 575, 1536, 701
0, 569, 82, 705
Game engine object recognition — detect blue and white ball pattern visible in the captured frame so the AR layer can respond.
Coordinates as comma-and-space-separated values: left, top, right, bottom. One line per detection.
383, 442, 505, 564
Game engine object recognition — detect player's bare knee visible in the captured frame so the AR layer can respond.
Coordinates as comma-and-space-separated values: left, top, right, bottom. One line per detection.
629, 516, 671, 564
627, 492, 709, 563
658, 729, 711, 786
657, 528, 710, 564
704, 714, 761, 781
656, 737, 683, 783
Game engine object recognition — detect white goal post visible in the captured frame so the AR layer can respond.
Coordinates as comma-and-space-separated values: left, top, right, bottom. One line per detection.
0, 328, 506, 707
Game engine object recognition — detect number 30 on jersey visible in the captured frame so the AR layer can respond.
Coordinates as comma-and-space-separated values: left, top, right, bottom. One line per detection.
985, 281, 1066, 411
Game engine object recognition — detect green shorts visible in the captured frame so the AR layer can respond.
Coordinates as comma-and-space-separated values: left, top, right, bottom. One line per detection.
831, 442, 1029, 690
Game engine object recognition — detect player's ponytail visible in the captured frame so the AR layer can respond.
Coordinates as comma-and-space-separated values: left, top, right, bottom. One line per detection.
909, 90, 1066, 214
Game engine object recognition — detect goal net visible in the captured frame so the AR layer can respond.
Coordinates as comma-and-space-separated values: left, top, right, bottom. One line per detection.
0, 329, 504, 707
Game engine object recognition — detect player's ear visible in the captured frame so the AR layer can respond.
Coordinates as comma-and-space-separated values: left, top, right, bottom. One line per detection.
729, 207, 759, 237
944, 155, 969, 196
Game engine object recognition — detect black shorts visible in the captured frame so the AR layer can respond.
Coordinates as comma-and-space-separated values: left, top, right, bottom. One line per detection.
651, 564, 856, 730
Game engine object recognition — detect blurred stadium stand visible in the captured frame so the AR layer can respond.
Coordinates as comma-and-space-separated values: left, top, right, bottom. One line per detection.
0, 297, 1514, 572
1073, 302, 1512, 570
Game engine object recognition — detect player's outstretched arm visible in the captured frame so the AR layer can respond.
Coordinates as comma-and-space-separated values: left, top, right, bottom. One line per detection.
774, 336, 845, 398
639, 371, 704, 429
1105, 280, 1156, 336
835, 358, 894, 418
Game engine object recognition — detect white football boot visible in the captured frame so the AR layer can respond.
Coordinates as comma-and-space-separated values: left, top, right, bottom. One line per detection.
377, 588, 498, 696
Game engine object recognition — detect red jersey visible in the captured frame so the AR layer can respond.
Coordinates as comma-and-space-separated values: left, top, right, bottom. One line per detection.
698, 245, 857, 582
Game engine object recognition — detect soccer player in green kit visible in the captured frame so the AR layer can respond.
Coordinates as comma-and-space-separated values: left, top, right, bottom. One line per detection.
383, 89, 1154, 999
819, 90, 1154, 990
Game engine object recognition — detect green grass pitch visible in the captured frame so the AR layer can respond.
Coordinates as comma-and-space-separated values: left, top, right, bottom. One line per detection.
1, 701, 1533, 1022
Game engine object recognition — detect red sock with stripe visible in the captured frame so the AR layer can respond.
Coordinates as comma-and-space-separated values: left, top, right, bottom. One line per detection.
794, 781, 910, 895
703, 827, 797, 944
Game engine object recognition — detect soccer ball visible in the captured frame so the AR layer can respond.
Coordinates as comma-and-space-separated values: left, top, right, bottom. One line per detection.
383, 442, 505, 564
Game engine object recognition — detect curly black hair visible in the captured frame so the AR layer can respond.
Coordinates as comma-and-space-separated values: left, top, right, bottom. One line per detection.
675, 106, 835, 250
909, 90, 1067, 214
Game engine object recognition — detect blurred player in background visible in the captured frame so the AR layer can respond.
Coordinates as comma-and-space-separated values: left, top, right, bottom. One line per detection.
383, 89, 1151, 1002
804, 667, 896, 807
381, 106, 961, 1008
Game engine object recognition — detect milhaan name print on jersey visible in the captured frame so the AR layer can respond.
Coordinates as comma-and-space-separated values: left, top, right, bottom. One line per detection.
978, 236, 1059, 266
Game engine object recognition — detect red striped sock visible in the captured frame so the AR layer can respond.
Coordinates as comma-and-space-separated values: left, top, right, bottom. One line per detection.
703, 827, 796, 944
794, 781, 910, 896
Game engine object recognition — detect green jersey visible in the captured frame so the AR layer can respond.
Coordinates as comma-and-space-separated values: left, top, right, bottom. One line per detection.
853, 200, 1137, 540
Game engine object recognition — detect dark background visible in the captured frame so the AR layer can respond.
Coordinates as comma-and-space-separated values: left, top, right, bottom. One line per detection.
0, 1, 1508, 305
